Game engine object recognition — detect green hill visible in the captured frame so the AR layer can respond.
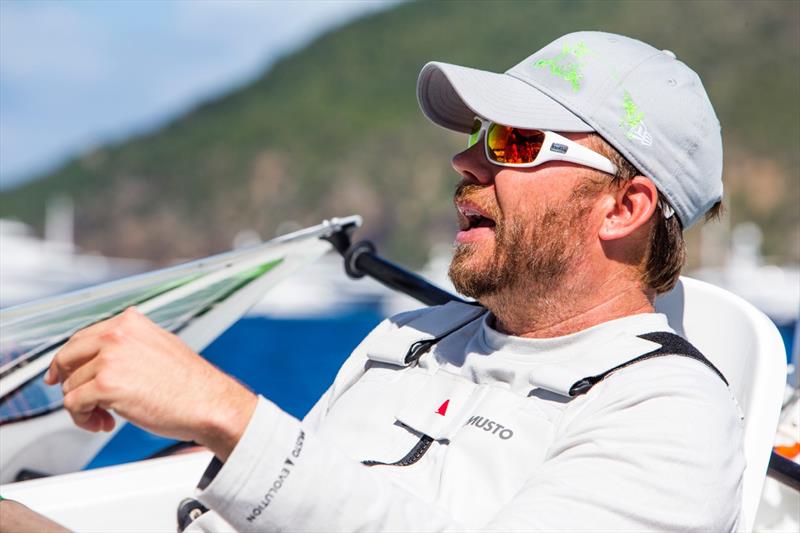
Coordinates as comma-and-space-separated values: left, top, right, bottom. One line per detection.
1, 0, 798, 267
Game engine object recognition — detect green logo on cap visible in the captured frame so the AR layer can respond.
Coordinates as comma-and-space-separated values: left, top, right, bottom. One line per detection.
620, 91, 652, 146
621, 91, 644, 130
534, 42, 591, 91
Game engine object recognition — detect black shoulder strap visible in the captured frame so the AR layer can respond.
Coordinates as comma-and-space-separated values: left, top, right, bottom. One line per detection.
569, 331, 728, 397
403, 308, 488, 366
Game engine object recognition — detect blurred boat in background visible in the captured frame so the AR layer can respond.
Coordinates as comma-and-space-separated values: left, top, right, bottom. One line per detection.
0, 198, 150, 308
693, 222, 799, 330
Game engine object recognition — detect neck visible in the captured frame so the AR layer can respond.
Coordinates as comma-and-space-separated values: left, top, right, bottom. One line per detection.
482, 268, 656, 338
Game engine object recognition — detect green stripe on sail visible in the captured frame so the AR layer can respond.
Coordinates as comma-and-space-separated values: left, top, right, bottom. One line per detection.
180, 258, 285, 322
0, 271, 208, 372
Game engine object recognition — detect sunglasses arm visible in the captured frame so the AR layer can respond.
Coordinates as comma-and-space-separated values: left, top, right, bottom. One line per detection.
538, 132, 617, 176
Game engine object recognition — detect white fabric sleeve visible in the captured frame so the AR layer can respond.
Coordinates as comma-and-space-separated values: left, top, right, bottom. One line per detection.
197, 357, 743, 532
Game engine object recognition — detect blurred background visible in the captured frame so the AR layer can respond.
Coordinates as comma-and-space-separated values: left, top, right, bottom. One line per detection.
1, 0, 798, 463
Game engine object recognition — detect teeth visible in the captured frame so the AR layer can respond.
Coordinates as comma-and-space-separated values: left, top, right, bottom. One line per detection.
459, 205, 484, 218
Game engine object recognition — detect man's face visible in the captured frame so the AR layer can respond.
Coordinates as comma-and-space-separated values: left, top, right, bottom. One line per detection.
448, 133, 602, 301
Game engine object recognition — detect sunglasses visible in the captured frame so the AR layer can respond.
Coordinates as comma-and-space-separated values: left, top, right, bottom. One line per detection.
468, 117, 617, 176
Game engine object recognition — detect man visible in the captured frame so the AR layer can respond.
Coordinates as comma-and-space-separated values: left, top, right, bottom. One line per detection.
45, 31, 743, 531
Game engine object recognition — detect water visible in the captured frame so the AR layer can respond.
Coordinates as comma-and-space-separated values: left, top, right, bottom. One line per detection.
87, 307, 384, 468
777, 323, 796, 363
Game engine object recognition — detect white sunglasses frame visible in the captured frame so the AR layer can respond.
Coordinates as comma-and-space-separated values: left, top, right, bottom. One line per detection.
468, 117, 617, 176
468, 118, 674, 218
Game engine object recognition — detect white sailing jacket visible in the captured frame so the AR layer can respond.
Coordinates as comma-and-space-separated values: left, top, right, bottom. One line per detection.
193, 302, 744, 532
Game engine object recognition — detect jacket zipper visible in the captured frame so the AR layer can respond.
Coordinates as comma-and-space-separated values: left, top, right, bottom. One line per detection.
362, 435, 434, 467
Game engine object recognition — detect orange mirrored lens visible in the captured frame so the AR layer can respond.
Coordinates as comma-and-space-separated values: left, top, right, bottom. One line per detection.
486, 124, 545, 164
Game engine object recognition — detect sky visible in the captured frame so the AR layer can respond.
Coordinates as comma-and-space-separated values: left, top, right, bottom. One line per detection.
0, 0, 395, 189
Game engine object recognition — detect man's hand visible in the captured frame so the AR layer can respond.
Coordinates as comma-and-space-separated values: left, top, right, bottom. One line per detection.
44, 307, 257, 461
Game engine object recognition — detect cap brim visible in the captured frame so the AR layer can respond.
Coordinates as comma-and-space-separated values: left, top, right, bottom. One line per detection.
417, 62, 593, 133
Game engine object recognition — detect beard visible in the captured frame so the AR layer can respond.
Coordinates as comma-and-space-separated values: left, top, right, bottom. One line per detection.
448, 184, 592, 301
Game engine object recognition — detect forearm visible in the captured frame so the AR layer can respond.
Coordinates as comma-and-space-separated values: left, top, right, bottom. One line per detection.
0, 499, 71, 532
193, 377, 258, 462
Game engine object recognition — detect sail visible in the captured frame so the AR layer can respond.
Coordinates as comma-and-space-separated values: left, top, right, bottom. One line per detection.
0, 216, 360, 481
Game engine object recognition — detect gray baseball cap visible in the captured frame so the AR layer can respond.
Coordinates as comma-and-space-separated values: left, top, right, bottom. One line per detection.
417, 31, 723, 229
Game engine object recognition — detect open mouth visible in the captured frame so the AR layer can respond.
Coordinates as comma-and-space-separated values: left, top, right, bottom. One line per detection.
457, 203, 497, 231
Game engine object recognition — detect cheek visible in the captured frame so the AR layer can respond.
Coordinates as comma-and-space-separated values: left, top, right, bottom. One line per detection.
496, 190, 549, 226
494, 173, 561, 217
494, 186, 530, 221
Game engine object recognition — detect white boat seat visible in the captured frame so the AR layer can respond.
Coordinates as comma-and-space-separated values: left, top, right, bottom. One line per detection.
655, 276, 787, 532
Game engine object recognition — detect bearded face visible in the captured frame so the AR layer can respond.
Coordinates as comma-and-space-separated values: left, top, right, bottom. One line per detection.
449, 182, 594, 300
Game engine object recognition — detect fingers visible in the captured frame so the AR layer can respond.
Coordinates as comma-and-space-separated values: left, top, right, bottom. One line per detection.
45, 307, 143, 385
45, 333, 103, 385
75, 407, 116, 433
61, 355, 100, 395
41, 306, 215, 443
90, 407, 116, 432
62, 380, 116, 433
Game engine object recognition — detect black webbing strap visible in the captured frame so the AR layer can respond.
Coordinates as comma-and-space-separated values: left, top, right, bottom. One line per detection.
403, 309, 488, 366
569, 331, 728, 397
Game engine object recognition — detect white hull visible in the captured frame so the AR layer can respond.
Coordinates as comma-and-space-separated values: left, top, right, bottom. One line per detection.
1, 451, 213, 531
0, 410, 124, 484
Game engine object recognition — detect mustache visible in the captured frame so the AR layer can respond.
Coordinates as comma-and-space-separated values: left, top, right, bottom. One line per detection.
453, 182, 502, 223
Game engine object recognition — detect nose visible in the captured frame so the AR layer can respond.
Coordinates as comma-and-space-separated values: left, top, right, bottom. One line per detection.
451, 137, 496, 186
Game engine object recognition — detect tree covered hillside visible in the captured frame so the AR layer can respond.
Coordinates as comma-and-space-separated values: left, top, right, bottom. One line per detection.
1, 0, 797, 266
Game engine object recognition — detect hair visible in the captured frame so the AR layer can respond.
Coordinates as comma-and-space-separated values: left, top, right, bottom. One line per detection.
588, 134, 722, 294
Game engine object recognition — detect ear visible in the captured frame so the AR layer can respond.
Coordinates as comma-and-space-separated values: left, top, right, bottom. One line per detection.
598, 176, 658, 241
